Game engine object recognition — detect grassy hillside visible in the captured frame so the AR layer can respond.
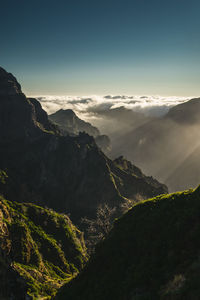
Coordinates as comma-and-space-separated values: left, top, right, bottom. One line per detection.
56, 186, 200, 300
0, 195, 87, 299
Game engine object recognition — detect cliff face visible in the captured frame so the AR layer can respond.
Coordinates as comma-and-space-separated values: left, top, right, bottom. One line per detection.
0, 67, 58, 142
56, 186, 200, 300
49, 109, 100, 137
0, 195, 87, 299
0, 67, 167, 225
49, 108, 111, 154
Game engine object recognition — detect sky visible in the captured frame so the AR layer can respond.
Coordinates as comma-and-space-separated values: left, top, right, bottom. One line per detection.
1, 0, 200, 96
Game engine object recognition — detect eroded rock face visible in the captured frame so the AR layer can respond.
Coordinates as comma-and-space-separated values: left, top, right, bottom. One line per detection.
0, 68, 58, 142
0, 67, 22, 95
0, 67, 167, 225
49, 108, 112, 154
49, 109, 100, 137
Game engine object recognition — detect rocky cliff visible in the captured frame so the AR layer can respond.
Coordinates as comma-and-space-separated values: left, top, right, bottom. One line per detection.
0, 67, 58, 143
0, 67, 167, 225
49, 108, 111, 154
49, 109, 100, 136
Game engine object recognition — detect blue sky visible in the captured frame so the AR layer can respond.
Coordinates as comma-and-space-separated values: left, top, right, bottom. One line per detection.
1, 0, 200, 96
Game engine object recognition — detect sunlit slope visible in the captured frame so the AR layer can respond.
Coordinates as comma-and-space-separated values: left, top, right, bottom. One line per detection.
0, 195, 87, 299
56, 186, 200, 300
110, 98, 200, 192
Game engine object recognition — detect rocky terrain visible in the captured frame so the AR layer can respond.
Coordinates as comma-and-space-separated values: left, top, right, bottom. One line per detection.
0, 66, 169, 299
0, 194, 87, 299
49, 109, 100, 137
49, 108, 111, 154
0, 67, 167, 225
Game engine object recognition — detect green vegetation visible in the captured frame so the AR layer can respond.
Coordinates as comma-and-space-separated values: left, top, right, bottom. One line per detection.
0, 170, 8, 184
56, 186, 200, 299
0, 196, 87, 299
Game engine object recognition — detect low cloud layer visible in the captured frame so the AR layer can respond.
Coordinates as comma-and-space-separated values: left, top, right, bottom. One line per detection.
37, 95, 190, 120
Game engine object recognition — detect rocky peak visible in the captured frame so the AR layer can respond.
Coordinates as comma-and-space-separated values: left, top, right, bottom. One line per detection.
0, 67, 58, 142
49, 108, 100, 137
0, 67, 22, 95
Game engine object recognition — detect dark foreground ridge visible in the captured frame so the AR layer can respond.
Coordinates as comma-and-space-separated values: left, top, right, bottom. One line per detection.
56, 186, 200, 300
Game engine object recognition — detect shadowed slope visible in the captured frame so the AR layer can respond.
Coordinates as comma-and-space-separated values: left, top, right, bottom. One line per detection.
0, 67, 167, 225
56, 186, 200, 300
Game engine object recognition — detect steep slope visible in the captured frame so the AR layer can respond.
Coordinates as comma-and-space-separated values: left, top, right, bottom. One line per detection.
165, 98, 200, 125
0, 67, 58, 142
0, 247, 29, 300
0, 194, 87, 299
49, 109, 100, 136
89, 106, 153, 138
0, 67, 167, 225
49, 108, 111, 154
56, 186, 200, 300
110, 98, 200, 191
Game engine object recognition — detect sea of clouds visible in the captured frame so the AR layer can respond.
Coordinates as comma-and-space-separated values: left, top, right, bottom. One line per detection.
37, 95, 191, 121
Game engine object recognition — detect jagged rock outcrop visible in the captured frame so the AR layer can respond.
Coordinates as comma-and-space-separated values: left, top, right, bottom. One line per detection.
49, 109, 100, 137
0, 67, 167, 225
0, 67, 58, 142
56, 186, 200, 300
0, 67, 22, 95
49, 108, 111, 154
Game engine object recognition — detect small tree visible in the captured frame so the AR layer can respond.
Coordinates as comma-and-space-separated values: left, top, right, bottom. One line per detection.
81, 204, 117, 254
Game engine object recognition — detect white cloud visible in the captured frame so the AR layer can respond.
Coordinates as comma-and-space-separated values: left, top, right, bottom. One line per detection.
36, 94, 190, 118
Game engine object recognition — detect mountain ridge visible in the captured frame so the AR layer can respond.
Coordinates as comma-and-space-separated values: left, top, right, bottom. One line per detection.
0, 67, 167, 226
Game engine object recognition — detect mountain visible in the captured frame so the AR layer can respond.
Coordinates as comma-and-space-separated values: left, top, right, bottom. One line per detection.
0, 67, 167, 226
165, 98, 200, 125
56, 186, 200, 300
0, 194, 87, 299
90, 106, 153, 138
49, 108, 111, 154
0, 68, 59, 142
109, 98, 200, 192
49, 109, 100, 137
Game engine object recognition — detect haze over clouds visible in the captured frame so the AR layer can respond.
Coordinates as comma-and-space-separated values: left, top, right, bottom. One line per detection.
37, 95, 190, 121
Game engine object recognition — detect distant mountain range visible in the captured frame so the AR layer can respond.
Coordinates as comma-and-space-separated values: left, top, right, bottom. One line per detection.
107, 98, 200, 191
